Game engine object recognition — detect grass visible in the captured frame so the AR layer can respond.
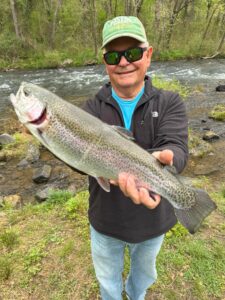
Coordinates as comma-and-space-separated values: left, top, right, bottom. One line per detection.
208, 104, 225, 121
188, 129, 212, 158
1, 132, 40, 160
0, 185, 224, 299
152, 75, 189, 98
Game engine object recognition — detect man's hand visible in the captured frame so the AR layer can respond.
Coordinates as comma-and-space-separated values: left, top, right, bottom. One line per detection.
110, 149, 174, 209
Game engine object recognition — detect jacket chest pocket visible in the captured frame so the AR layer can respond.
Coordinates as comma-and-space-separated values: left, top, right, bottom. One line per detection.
134, 114, 155, 150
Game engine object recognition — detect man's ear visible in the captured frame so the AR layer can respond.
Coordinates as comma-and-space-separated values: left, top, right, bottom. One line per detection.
146, 46, 153, 67
103, 55, 109, 75
148, 46, 153, 57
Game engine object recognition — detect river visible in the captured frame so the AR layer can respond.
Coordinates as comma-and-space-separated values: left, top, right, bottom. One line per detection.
0, 59, 225, 136
0, 59, 225, 113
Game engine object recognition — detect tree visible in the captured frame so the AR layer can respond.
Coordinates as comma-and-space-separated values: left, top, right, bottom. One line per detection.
50, 0, 62, 48
124, 0, 144, 16
199, 1, 220, 50
10, 0, 23, 41
166, 0, 193, 47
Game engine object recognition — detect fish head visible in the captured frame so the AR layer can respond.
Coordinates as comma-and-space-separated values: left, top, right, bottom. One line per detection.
10, 82, 50, 130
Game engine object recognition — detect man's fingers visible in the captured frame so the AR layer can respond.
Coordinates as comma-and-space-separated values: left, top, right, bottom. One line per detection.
126, 175, 141, 204
152, 149, 174, 166
160, 149, 174, 165
139, 189, 161, 209
109, 179, 118, 186
111, 172, 161, 209
117, 173, 130, 197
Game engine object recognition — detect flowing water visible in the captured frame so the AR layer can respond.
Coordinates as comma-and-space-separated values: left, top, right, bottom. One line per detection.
0, 59, 224, 116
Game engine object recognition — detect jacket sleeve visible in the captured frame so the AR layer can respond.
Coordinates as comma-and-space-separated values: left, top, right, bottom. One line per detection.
82, 97, 100, 118
150, 91, 189, 173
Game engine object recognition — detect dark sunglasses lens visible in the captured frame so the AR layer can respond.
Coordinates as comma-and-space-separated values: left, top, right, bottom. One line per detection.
125, 48, 143, 62
104, 52, 120, 65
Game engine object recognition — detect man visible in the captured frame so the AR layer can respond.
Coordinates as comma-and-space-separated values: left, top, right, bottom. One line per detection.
83, 16, 188, 300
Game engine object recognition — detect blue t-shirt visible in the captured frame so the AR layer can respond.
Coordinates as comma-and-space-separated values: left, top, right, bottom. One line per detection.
112, 86, 145, 130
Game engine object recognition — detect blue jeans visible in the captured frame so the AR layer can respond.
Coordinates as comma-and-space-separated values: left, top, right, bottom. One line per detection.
90, 226, 164, 300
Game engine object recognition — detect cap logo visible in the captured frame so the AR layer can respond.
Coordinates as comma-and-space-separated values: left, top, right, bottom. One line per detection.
102, 16, 148, 48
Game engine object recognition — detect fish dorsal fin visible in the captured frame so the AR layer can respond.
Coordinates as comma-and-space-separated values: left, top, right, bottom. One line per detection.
111, 126, 135, 140
96, 177, 111, 192
164, 165, 193, 185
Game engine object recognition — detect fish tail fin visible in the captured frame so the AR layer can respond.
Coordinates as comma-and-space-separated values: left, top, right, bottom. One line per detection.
174, 189, 217, 234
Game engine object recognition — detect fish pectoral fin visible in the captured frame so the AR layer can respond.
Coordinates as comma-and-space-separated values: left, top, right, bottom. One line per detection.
96, 177, 111, 192
174, 188, 217, 234
111, 126, 135, 140
164, 165, 178, 175
33, 127, 49, 147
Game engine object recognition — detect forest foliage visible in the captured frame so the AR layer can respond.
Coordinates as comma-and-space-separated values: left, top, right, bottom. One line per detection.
0, 0, 225, 68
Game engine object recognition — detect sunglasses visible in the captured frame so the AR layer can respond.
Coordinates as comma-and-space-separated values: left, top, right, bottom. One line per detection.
103, 47, 148, 65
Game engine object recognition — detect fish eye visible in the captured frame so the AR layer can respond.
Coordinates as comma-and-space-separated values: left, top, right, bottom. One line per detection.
23, 88, 31, 97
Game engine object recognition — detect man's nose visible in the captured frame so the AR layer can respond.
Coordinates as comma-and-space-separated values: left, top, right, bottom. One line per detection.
118, 55, 130, 66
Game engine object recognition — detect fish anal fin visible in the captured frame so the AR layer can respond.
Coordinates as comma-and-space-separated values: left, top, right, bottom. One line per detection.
96, 177, 110, 192
174, 188, 217, 234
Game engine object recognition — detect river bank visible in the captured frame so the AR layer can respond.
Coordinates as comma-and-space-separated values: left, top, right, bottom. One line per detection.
1, 52, 225, 72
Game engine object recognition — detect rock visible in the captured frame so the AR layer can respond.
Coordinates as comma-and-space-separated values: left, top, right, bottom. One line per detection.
194, 165, 220, 176
0, 196, 4, 207
3, 194, 22, 208
0, 134, 15, 145
202, 131, 220, 142
216, 85, 225, 92
67, 183, 77, 196
17, 158, 30, 169
32, 165, 52, 183
35, 185, 55, 202
0, 152, 7, 162
201, 119, 207, 123
50, 172, 68, 183
25, 144, 40, 163
0, 174, 5, 184
189, 137, 212, 158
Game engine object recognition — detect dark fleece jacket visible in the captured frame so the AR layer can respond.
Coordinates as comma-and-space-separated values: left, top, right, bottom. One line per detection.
83, 76, 189, 243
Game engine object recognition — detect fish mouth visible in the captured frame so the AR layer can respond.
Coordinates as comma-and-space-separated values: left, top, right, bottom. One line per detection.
29, 107, 47, 126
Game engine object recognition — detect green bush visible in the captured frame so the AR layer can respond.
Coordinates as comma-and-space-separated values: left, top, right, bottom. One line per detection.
0, 230, 19, 250
0, 257, 11, 281
208, 104, 225, 121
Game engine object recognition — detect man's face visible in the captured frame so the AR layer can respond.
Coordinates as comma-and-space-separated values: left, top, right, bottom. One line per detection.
103, 37, 153, 96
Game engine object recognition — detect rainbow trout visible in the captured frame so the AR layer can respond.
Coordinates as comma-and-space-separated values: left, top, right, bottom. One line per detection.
10, 82, 216, 233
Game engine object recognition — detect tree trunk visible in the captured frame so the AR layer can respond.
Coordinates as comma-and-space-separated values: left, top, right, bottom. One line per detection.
10, 0, 21, 40
125, 0, 132, 15
216, 29, 225, 53
50, 0, 62, 48
166, 0, 193, 47
154, 0, 162, 48
199, 5, 218, 49
134, 0, 144, 16
113, 0, 118, 16
90, 0, 98, 59
166, 0, 180, 47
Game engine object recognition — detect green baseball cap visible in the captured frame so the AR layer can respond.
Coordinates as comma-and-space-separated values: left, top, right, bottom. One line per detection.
102, 16, 147, 48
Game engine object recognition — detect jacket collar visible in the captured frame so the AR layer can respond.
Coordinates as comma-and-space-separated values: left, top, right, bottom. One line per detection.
96, 76, 158, 109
